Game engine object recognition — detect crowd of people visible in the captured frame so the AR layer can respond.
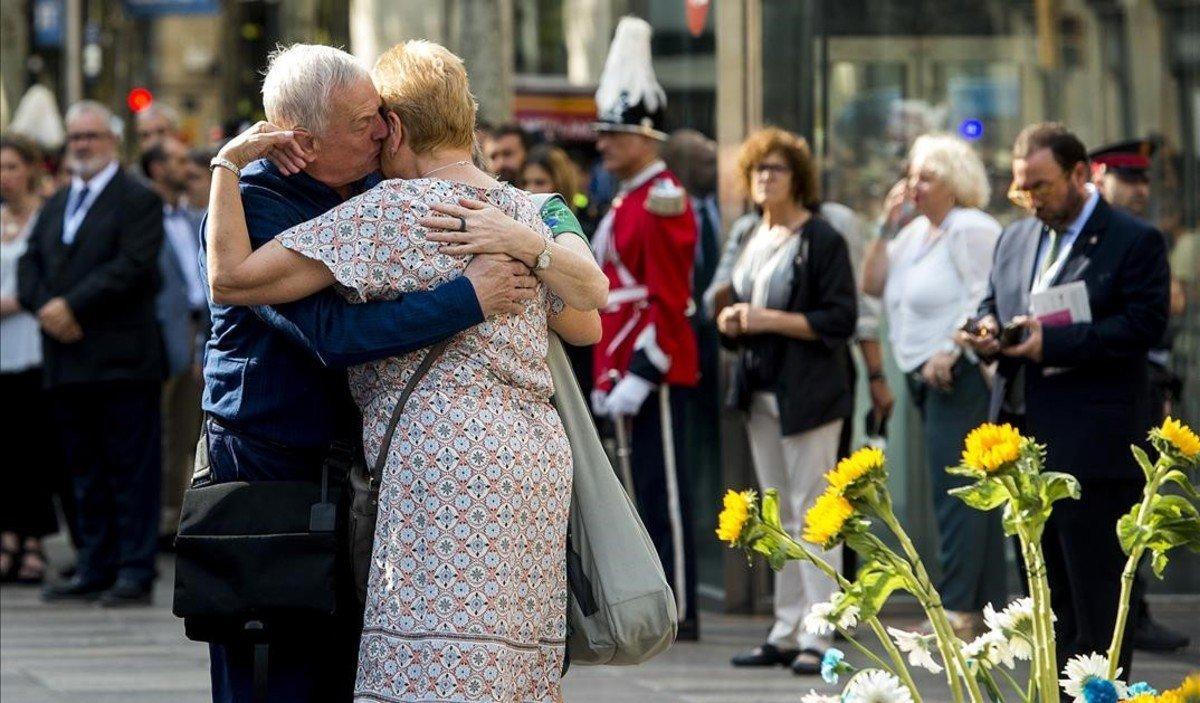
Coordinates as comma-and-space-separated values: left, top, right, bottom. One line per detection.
0, 13, 1191, 703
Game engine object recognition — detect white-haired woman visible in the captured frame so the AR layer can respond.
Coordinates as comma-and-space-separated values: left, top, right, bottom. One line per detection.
861, 133, 1006, 636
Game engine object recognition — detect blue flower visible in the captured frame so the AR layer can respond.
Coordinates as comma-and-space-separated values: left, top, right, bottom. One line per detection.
1127, 683, 1157, 698
1083, 678, 1119, 703
821, 648, 846, 684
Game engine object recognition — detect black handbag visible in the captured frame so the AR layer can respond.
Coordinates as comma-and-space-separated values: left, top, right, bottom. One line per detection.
172, 444, 344, 630
347, 340, 449, 605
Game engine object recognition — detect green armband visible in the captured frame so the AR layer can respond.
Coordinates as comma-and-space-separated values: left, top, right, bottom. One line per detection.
538, 194, 587, 243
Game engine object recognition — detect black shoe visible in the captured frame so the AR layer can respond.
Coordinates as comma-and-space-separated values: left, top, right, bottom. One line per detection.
791, 648, 826, 676
98, 580, 153, 608
41, 577, 112, 602
676, 618, 700, 642
1133, 615, 1190, 652
731, 643, 799, 667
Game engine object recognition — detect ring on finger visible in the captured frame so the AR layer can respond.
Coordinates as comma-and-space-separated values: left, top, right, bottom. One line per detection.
455, 216, 467, 232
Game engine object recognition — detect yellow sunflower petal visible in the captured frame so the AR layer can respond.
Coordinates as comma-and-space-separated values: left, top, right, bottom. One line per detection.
825, 446, 886, 493
802, 488, 854, 546
1159, 417, 1200, 460
716, 489, 754, 545
962, 423, 1024, 474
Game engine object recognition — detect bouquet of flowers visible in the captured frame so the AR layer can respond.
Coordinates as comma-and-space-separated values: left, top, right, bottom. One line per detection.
716, 417, 1200, 703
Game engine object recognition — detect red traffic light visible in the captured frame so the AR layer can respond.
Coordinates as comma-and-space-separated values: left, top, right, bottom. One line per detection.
127, 87, 154, 113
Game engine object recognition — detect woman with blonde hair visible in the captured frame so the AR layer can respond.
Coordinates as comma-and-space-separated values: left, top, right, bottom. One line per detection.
861, 133, 1006, 636
204, 39, 608, 701
705, 127, 857, 675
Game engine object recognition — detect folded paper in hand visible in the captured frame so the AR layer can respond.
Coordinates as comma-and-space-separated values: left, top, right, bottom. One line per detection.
1030, 281, 1091, 327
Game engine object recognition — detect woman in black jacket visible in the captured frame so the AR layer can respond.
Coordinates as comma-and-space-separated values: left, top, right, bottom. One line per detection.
705, 127, 857, 676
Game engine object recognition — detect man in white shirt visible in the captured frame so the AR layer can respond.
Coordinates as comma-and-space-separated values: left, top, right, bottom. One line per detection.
141, 136, 209, 536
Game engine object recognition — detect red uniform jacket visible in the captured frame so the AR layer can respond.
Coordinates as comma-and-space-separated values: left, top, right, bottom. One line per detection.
593, 165, 699, 392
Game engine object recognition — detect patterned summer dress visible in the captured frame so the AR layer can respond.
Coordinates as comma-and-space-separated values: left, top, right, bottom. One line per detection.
276, 178, 571, 703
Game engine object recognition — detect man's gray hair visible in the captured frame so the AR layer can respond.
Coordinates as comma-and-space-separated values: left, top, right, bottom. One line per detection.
137, 102, 180, 127
261, 44, 371, 134
65, 100, 120, 137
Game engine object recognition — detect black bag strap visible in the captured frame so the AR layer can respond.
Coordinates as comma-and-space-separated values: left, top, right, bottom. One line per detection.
371, 340, 451, 478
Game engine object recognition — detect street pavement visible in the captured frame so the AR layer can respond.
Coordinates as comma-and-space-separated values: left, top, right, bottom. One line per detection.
3, 543, 1197, 702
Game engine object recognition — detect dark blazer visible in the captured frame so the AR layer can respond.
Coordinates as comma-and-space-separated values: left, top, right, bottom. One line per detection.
722, 215, 858, 436
978, 197, 1169, 479
17, 166, 165, 387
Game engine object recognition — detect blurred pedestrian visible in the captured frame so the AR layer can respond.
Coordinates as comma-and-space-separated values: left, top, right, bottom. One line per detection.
135, 103, 180, 152
707, 127, 857, 675
18, 101, 165, 607
0, 134, 57, 585
184, 147, 214, 213
960, 122, 1170, 677
590, 16, 701, 640
861, 133, 1006, 637
486, 122, 529, 184
522, 143, 582, 204
141, 137, 208, 537
1089, 138, 1190, 653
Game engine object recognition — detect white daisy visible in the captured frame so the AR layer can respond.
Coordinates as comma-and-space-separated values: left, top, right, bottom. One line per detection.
1060, 653, 1127, 703
804, 593, 861, 636
982, 598, 1037, 661
802, 690, 841, 703
886, 626, 943, 674
843, 669, 914, 703
963, 630, 1016, 670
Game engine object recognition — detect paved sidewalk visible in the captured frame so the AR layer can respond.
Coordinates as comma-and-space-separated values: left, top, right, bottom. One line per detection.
3, 549, 1197, 702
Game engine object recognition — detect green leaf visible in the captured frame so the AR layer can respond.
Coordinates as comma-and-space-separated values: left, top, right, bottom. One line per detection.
1117, 504, 1147, 554
947, 464, 982, 478
949, 480, 1009, 511
1152, 494, 1200, 521
1131, 445, 1156, 482
1150, 550, 1169, 578
767, 547, 788, 571
761, 489, 782, 529
1040, 472, 1081, 506
1161, 469, 1200, 501
847, 561, 909, 619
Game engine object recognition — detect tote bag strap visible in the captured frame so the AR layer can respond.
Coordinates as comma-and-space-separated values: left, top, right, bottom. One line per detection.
371, 340, 451, 478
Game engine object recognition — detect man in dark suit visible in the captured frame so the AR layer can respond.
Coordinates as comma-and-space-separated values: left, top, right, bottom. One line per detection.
18, 100, 165, 606
962, 123, 1170, 676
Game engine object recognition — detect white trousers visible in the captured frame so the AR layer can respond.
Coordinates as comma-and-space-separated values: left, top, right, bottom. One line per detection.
745, 393, 844, 652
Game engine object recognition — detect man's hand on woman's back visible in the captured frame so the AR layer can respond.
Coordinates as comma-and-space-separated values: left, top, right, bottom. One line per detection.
464, 254, 539, 317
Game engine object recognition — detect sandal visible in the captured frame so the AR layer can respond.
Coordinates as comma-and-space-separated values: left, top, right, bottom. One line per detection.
14, 542, 47, 585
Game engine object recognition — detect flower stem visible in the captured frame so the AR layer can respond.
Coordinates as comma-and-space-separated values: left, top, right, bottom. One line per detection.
838, 625, 899, 674
996, 664, 1030, 703
1015, 523, 1057, 703
1105, 460, 1164, 679
763, 523, 923, 703
876, 499, 985, 703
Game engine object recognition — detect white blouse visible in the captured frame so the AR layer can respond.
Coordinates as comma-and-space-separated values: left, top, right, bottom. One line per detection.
883, 207, 1000, 372
1, 206, 43, 373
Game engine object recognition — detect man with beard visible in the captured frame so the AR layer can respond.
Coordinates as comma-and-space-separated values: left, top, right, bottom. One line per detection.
1088, 138, 1190, 653
486, 123, 529, 184
961, 123, 1170, 677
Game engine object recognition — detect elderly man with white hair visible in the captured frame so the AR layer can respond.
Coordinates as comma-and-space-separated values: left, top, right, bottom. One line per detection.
18, 100, 167, 607
861, 133, 1008, 637
191, 44, 587, 702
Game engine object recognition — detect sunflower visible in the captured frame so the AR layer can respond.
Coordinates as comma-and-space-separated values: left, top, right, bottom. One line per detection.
716, 489, 755, 545
962, 423, 1024, 474
803, 487, 854, 546
1157, 417, 1200, 461
1158, 673, 1200, 703
827, 446, 886, 493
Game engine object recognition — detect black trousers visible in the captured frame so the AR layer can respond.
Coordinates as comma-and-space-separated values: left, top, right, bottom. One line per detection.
626, 385, 699, 626
1043, 477, 1142, 677
52, 380, 161, 587
0, 369, 61, 537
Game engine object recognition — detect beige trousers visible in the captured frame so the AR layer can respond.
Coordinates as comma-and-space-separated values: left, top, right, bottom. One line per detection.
160, 372, 203, 535
745, 392, 844, 652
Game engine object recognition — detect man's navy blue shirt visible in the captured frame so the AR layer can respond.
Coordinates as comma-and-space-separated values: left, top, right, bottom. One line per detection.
200, 159, 482, 449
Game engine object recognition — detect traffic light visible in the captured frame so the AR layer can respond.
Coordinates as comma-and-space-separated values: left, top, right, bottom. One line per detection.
127, 87, 154, 113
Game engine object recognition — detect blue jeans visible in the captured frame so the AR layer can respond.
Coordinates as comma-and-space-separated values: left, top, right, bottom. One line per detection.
204, 418, 358, 703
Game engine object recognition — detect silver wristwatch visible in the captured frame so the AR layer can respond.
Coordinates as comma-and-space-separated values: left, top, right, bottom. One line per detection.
534, 241, 553, 271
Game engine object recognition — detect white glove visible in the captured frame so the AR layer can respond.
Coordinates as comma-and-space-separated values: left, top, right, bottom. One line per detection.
602, 374, 656, 417
590, 388, 610, 416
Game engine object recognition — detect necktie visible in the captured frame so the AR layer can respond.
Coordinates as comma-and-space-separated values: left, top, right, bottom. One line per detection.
1037, 227, 1060, 283
68, 185, 91, 219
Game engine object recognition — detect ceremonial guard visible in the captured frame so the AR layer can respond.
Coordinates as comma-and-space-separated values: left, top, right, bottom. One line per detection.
1089, 138, 1190, 654
589, 16, 701, 639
